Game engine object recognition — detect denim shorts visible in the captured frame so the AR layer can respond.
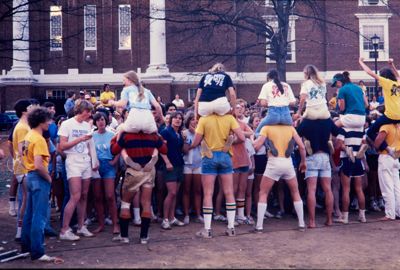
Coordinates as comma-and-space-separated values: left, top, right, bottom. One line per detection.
164, 166, 184, 183
255, 106, 293, 135
98, 159, 117, 179
233, 166, 249, 173
201, 151, 233, 175
305, 153, 331, 179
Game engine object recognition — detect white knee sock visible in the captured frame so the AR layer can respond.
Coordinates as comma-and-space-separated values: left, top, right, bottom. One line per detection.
256, 203, 267, 230
134, 208, 141, 221
293, 200, 305, 227
226, 203, 236, 229
203, 207, 213, 230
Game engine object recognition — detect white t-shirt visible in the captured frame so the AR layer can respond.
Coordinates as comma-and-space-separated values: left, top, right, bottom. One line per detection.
172, 99, 185, 108
120, 85, 155, 110
110, 117, 119, 130
300, 80, 327, 107
58, 118, 91, 155
370, 101, 380, 110
258, 81, 295, 107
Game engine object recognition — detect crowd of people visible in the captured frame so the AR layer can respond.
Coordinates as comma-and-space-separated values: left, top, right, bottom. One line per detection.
4, 59, 400, 262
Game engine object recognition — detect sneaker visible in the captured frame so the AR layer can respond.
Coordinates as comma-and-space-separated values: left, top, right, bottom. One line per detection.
140, 237, 149, 244
77, 226, 94, 237
196, 228, 212, 239
358, 213, 367, 223
8, 206, 17, 217
84, 218, 92, 226
298, 226, 306, 232
112, 234, 129, 244
275, 210, 284, 219
252, 227, 263, 234
60, 229, 80, 241
170, 217, 185, 227
132, 219, 141, 226
246, 216, 255, 225
161, 219, 172, 230
356, 144, 369, 159
104, 217, 113, 225
225, 227, 236, 237
194, 215, 204, 224
264, 210, 274, 218
370, 200, 381, 212
213, 214, 227, 222
304, 139, 313, 156
236, 216, 252, 225
378, 198, 385, 210
345, 146, 355, 163
183, 215, 190, 225
333, 217, 348, 224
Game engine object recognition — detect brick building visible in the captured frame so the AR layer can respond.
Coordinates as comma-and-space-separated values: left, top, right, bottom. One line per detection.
0, 0, 399, 113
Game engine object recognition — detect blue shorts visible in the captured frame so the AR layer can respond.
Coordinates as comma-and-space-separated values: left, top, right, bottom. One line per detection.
339, 158, 365, 178
305, 153, 331, 179
201, 151, 233, 175
164, 166, 184, 183
255, 106, 293, 135
99, 159, 117, 179
233, 166, 249, 173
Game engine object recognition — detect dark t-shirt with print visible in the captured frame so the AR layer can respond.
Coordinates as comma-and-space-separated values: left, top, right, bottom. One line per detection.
198, 72, 234, 102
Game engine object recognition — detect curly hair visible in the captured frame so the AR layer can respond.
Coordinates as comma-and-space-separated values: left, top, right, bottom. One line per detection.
27, 107, 52, 129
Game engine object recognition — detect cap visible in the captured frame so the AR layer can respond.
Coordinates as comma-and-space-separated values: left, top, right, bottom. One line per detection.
85, 94, 90, 99
331, 73, 344, 87
79, 90, 85, 95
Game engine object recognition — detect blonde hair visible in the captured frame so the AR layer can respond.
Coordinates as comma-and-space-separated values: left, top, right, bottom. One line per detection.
123, 70, 145, 102
209, 63, 225, 73
303, 65, 324, 86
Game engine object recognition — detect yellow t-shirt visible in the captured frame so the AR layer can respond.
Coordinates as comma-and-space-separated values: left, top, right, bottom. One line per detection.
328, 97, 337, 109
22, 130, 50, 172
90, 97, 97, 105
100, 91, 115, 106
12, 121, 30, 174
379, 124, 400, 154
379, 76, 400, 120
260, 125, 296, 157
196, 114, 239, 154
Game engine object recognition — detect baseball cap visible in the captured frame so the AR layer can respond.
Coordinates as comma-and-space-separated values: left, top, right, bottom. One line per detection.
331, 73, 344, 87
79, 90, 85, 95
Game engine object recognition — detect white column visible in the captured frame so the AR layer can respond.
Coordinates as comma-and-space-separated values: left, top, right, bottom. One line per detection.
146, 0, 169, 75
7, 0, 34, 78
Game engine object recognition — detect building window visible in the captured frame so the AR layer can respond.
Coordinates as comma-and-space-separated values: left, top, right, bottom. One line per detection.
366, 86, 382, 99
356, 13, 392, 61
264, 15, 298, 63
84, 5, 97, 50
50, 6, 62, 51
46, 89, 66, 99
358, 0, 387, 6
187, 88, 197, 102
119, 5, 131, 50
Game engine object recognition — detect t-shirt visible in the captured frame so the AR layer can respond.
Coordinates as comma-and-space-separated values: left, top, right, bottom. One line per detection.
379, 124, 400, 154
369, 101, 380, 110
337, 83, 365, 115
93, 130, 115, 160
58, 117, 91, 155
100, 91, 115, 106
13, 121, 30, 174
172, 99, 185, 108
64, 98, 75, 114
160, 126, 184, 167
300, 80, 327, 107
183, 130, 202, 168
231, 121, 251, 169
120, 85, 155, 110
198, 72, 234, 102
195, 114, 240, 154
258, 81, 296, 107
260, 125, 296, 158
297, 118, 343, 155
22, 130, 50, 172
328, 97, 337, 110
379, 76, 400, 120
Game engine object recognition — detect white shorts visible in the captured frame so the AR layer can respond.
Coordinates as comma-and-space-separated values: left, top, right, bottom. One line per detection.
92, 170, 101, 179
198, 97, 231, 117
263, 157, 296, 181
339, 114, 366, 129
183, 166, 201, 174
303, 104, 330, 120
122, 108, 157, 134
65, 154, 92, 180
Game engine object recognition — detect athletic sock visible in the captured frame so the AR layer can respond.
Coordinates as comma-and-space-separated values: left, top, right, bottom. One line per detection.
342, 212, 349, 222
256, 203, 267, 229
140, 214, 151, 239
236, 199, 245, 219
119, 218, 130, 238
9, 197, 16, 210
203, 207, 213, 230
293, 200, 305, 227
226, 203, 236, 229
133, 208, 141, 222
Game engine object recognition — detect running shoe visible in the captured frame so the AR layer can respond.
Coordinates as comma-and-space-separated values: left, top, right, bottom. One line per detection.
77, 226, 94, 237
370, 200, 381, 212
105, 217, 113, 225
264, 210, 274, 218
252, 227, 263, 234
140, 237, 149, 244
225, 227, 236, 237
161, 219, 172, 230
183, 215, 190, 225
59, 228, 80, 241
194, 215, 204, 224
196, 228, 212, 239
112, 234, 129, 244
8, 206, 16, 217
170, 217, 185, 227
132, 219, 141, 226
213, 214, 227, 222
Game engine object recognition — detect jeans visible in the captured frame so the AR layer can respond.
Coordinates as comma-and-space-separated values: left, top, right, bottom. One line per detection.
255, 106, 293, 135
21, 171, 51, 260
366, 114, 400, 151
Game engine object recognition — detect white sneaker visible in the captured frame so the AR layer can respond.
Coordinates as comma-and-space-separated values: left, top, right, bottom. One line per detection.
112, 234, 129, 243
194, 215, 204, 224
77, 226, 94, 237
358, 215, 367, 223
104, 217, 113, 225
84, 218, 92, 226
183, 215, 190, 225
161, 219, 171, 230
60, 229, 80, 241
170, 217, 185, 226
15, 226, 22, 240
213, 215, 227, 222
132, 219, 141, 226
264, 210, 274, 218
8, 206, 17, 217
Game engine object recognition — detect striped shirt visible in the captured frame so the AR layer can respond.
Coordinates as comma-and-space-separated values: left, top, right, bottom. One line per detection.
110, 132, 167, 166
337, 126, 366, 158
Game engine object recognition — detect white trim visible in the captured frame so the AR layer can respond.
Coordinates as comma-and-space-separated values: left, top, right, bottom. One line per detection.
84, 5, 97, 51
1, 70, 392, 86
102, 68, 113, 74
118, 5, 131, 50
358, 0, 387, 7
355, 13, 392, 62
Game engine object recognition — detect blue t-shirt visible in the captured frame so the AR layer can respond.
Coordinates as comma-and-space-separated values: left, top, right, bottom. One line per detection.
64, 98, 75, 114
160, 126, 184, 167
337, 83, 365, 115
198, 72, 234, 102
93, 130, 115, 160
120, 85, 155, 110
48, 122, 58, 141
183, 131, 202, 168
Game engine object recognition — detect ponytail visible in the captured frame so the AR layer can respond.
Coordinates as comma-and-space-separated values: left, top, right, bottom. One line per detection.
267, 69, 284, 94
342, 71, 351, 84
